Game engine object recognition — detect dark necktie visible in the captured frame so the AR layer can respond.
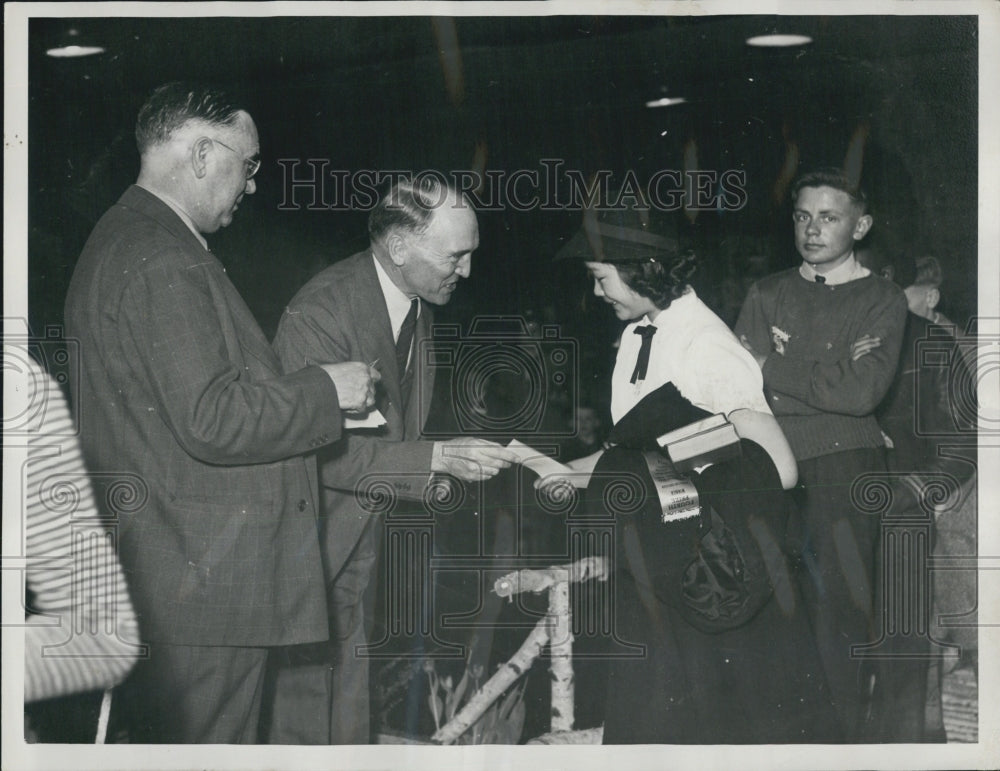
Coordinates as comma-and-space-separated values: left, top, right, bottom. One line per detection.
630, 325, 657, 384
815, 274, 826, 284
396, 298, 419, 377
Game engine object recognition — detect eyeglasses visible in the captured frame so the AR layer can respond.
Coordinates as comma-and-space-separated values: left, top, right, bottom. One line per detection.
210, 138, 261, 180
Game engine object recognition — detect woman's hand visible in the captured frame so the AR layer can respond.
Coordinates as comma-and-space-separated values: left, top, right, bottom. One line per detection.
533, 450, 603, 499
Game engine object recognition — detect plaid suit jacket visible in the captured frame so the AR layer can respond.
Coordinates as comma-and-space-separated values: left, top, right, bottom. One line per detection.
273, 252, 436, 588
65, 185, 341, 646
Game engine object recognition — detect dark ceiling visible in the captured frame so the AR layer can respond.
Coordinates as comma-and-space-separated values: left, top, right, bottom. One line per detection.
27, 13, 980, 338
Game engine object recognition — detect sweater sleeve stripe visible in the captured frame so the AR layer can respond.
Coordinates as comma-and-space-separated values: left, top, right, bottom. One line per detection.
23, 361, 140, 703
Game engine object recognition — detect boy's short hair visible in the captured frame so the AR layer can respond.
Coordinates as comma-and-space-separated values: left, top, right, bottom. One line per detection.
791, 167, 869, 214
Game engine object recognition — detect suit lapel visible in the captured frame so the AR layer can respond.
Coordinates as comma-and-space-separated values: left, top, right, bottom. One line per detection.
222, 283, 287, 374
352, 255, 405, 421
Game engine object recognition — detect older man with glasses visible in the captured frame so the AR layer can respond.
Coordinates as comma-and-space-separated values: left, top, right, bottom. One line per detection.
64, 81, 379, 743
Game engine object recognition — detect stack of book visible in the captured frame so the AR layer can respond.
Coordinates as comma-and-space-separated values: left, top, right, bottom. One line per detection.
655, 414, 741, 473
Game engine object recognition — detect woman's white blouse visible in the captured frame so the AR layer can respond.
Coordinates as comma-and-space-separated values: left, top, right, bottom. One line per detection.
609, 289, 771, 424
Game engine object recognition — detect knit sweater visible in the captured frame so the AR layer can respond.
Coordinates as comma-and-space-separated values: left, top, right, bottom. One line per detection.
23, 357, 140, 702
734, 268, 908, 460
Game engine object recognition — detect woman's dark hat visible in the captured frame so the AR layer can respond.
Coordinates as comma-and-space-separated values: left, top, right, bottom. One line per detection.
554, 203, 678, 263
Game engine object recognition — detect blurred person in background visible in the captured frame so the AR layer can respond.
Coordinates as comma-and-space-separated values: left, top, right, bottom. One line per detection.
858, 247, 978, 741
903, 255, 954, 327
559, 403, 606, 462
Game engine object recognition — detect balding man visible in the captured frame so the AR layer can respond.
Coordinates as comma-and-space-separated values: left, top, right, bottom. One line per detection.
64, 82, 378, 743
271, 177, 517, 743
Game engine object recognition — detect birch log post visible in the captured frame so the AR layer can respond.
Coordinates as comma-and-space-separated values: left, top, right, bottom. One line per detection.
492, 556, 608, 598
431, 617, 549, 745
548, 576, 574, 732
431, 557, 607, 744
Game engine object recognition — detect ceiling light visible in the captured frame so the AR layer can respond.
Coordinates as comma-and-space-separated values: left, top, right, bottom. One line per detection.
46, 44, 106, 58
646, 97, 687, 108
46, 27, 105, 58
746, 34, 812, 48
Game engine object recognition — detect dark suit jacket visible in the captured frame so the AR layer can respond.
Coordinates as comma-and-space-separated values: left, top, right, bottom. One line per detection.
273, 251, 436, 586
64, 185, 342, 647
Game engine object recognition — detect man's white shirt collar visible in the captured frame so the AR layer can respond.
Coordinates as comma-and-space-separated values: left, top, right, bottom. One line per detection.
799, 253, 870, 286
373, 253, 420, 342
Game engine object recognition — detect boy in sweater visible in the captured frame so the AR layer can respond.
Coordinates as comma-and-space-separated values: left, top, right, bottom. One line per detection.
735, 169, 908, 740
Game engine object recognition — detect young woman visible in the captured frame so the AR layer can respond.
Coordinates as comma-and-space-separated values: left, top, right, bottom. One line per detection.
538, 250, 842, 743
552, 254, 799, 491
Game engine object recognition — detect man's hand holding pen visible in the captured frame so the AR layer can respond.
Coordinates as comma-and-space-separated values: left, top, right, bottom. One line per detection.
320, 362, 382, 413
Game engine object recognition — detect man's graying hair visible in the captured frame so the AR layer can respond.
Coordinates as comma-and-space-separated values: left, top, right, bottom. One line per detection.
368, 176, 464, 244
135, 82, 244, 154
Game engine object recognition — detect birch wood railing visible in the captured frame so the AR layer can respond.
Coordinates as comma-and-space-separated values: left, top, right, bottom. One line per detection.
431, 556, 608, 745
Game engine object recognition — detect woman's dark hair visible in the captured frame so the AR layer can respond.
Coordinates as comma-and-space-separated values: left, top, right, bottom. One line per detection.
609, 250, 699, 309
